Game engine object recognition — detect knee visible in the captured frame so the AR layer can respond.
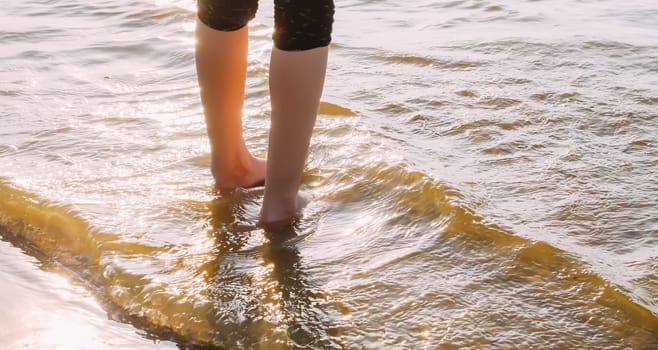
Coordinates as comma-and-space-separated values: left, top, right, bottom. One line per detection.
274, 0, 335, 51
197, 0, 259, 32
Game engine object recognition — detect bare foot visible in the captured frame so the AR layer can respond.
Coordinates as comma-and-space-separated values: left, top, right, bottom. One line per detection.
257, 191, 310, 232
213, 156, 267, 191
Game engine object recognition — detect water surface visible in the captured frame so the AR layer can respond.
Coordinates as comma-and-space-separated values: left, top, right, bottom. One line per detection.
1, 0, 657, 348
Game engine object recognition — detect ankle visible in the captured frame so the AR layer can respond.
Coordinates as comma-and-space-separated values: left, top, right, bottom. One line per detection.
258, 207, 298, 232
212, 166, 246, 190
212, 155, 266, 190
260, 201, 297, 224
258, 191, 309, 230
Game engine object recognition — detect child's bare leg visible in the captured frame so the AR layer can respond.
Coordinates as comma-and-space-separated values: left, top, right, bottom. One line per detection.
258, 46, 329, 229
195, 19, 266, 190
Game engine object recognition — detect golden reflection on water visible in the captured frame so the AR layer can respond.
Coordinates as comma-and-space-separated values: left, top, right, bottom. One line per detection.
2, 168, 658, 348
0, 229, 175, 349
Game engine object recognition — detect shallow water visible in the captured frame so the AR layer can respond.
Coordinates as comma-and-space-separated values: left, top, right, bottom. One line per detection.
1, 0, 657, 348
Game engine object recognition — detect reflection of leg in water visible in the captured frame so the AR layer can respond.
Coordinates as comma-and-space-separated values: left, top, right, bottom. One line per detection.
202, 191, 272, 348
200, 196, 343, 348
263, 237, 344, 349
205, 190, 262, 250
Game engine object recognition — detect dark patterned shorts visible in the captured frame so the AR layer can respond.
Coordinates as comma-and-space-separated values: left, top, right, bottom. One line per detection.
197, 0, 334, 51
